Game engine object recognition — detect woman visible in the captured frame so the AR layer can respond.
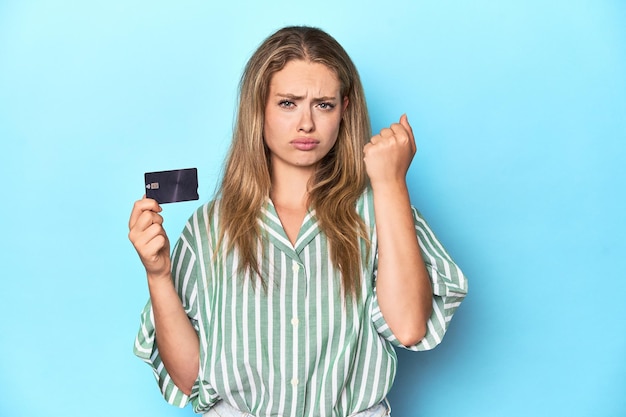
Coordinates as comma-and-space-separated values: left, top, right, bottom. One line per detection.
129, 26, 467, 417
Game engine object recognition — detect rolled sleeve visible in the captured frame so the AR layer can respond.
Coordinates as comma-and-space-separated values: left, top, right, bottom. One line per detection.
371, 207, 468, 351
133, 301, 197, 407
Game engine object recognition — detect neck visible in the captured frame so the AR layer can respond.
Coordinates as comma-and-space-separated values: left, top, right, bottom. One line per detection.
270, 165, 313, 210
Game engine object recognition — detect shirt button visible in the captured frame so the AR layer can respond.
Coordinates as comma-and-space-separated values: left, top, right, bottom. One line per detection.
291, 317, 299, 327
292, 263, 300, 274
291, 378, 299, 386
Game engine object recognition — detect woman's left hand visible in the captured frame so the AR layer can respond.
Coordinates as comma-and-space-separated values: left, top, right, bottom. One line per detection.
363, 114, 416, 187
364, 114, 432, 346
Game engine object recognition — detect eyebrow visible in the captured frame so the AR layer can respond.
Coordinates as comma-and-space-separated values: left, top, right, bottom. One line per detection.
275, 93, 338, 102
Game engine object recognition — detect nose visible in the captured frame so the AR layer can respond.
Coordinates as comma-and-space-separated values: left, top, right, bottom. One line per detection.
298, 108, 315, 133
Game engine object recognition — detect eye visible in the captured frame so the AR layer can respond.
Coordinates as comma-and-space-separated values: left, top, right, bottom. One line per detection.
279, 100, 295, 108
318, 102, 336, 110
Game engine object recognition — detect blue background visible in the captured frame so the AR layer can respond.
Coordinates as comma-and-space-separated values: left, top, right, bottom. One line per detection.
1, 1, 625, 416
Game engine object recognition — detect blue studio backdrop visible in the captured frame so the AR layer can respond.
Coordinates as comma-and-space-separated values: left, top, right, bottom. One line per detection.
1, 1, 625, 416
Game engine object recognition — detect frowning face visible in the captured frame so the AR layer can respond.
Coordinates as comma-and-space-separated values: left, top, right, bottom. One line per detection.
263, 59, 348, 176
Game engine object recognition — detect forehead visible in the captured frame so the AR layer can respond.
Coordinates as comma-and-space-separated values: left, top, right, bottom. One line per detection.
268, 60, 341, 95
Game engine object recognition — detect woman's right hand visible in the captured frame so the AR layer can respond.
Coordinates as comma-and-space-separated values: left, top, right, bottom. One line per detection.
129, 197, 199, 394
128, 197, 171, 280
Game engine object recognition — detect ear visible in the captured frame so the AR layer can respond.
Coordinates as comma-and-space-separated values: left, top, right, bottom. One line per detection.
342, 96, 349, 113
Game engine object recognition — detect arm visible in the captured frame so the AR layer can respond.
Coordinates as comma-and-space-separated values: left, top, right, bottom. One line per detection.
363, 115, 433, 346
128, 197, 199, 395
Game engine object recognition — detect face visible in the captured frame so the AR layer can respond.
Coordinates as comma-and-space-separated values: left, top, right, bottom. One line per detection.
263, 59, 348, 177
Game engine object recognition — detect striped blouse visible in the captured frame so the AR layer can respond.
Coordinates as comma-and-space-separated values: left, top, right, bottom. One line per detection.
134, 188, 468, 416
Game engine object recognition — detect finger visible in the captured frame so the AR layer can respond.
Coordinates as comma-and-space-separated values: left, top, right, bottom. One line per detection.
391, 115, 413, 139
399, 114, 416, 152
399, 114, 413, 135
130, 221, 167, 256
129, 212, 164, 250
128, 197, 162, 229
140, 223, 168, 250
379, 127, 394, 138
389, 121, 414, 152
363, 142, 373, 158
368, 134, 381, 145
137, 211, 164, 232
142, 234, 168, 259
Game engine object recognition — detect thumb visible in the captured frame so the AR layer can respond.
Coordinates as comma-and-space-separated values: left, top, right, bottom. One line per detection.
400, 113, 415, 139
400, 114, 413, 135
400, 114, 416, 152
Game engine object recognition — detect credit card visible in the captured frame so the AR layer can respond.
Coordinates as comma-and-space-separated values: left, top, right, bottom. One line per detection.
144, 168, 199, 204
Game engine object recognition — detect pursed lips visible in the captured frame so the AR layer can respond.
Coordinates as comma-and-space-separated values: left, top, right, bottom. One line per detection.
290, 138, 320, 151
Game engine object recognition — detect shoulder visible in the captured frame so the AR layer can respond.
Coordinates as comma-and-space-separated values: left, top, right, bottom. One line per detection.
182, 200, 220, 237
355, 186, 375, 224
355, 186, 373, 207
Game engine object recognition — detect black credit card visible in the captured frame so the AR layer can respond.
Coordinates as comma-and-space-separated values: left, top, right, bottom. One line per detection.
144, 168, 199, 204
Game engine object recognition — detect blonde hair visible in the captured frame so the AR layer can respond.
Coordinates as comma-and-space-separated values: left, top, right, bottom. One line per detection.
214, 26, 371, 296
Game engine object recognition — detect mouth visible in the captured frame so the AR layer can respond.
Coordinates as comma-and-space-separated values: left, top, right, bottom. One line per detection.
291, 138, 320, 151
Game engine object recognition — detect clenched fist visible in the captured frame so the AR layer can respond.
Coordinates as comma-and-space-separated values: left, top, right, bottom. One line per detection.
363, 114, 416, 187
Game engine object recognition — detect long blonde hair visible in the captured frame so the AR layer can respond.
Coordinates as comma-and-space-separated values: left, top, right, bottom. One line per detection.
214, 26, 371, 296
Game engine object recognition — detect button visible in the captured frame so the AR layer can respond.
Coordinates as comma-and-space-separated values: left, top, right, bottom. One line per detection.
291, 378, 299, 386
292, 263, 300, 274
291, 317, 299, 326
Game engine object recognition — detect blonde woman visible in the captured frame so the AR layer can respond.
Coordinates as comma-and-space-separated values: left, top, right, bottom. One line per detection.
129, 26, 468, 417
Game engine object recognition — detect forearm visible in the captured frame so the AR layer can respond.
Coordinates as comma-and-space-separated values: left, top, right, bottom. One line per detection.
373, 181, 433, 346
148, 273, 200, 395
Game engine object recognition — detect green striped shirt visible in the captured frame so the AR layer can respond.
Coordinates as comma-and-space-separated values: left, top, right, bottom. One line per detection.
134, 188, 468, 416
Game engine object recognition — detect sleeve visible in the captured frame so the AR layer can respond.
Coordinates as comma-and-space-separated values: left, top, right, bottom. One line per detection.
371, 206, 468, 351
133, 219, 202, 408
